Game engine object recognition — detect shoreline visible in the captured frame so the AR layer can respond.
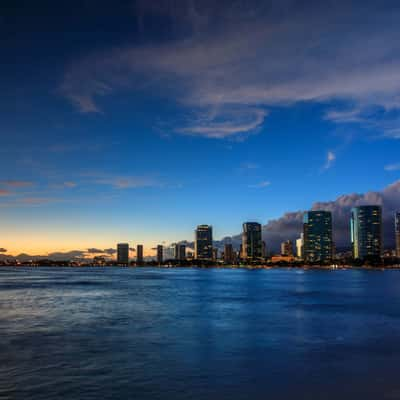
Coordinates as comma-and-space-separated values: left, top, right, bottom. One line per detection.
1, 264, 400, 270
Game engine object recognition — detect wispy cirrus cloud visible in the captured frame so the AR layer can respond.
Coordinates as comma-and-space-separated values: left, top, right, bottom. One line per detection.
384, 163, 400, 171
59, 0, 400, 139
248, 180, 270, 188
94, 176, 160, 189
0, 190, 12, 196
323, 151, 336, 170
240, 162, 260, 170
1, 180, 34, 188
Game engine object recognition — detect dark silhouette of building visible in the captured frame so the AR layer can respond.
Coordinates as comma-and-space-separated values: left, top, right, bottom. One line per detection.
117, 243, 129, 264
157, 245, 163, 264
224, 243, 234, 263
174, 244, 186, 260
137, 244, 144, 264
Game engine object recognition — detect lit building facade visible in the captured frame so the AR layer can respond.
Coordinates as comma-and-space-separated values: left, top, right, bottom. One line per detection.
195, 225, 213, 259
281, 240, 294, 256
396, 212, 400, 258
303, 211, 333, 263
351, 206, 382, 260
117, 243, 129, 264
296, 233, 304, 259
242, 222, 263, 260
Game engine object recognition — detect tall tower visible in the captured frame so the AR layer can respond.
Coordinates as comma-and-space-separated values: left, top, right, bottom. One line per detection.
303, 211, 333, 263
174, 244, 186, 260
224, 243, 233, 263
242, 222, 263, 260
157, 245, 163, 264
117, 243, 129, 264
296, 233, 304, 259
136, 244, 144, 264
396, 212, 400, 258
351, 206, 382, 260
281, 240, 294, 256
195, 225, 213, 260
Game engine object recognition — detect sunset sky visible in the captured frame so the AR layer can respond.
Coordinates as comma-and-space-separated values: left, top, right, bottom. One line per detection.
2, 0, 400, 257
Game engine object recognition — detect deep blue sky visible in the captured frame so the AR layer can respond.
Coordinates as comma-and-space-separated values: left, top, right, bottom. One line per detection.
1, 0, 400, 255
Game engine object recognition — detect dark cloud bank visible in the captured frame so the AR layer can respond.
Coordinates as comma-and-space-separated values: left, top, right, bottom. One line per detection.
217, 181, 400, 252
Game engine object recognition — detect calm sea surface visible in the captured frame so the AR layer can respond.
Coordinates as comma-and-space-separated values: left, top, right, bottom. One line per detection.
1, 267, 400, 399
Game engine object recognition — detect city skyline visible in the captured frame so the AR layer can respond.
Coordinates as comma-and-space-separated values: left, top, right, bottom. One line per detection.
1, 202, 399, 262
2, 1, 400, 256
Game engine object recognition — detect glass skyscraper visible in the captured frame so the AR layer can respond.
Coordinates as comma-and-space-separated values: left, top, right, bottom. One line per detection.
351, 206, 382, 260
242, 222, 263, 260
195, 225, 213, 260
396, 212, 400, 258
303, 211, 333, 263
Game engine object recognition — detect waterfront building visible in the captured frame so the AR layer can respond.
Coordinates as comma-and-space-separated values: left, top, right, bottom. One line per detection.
351, 206, 382, 260
262, 241, 267, 259
117, 243, 129, 264
271, 255, 296, 263
281, 240, 294, 256
212, 248, 218, 261
137, 244, 144, 264
396, 212, 400, 257
174, 244, 186, 260
93, 256, 106, 266
296, 233, 304, 259
242, 222, 263, 260
157, 245, 163, 264
303, 211, 333, 263
224, 243, 233, 263
195, 225, 213, 259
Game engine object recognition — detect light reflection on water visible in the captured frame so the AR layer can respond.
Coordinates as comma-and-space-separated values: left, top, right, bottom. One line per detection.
1, 267, 400, 399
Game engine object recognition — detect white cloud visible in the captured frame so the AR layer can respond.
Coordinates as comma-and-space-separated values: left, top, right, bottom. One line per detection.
93, 176, 160, 189
248, 180, 271, 188
384, 163, 400, 171
324, 151, 336, 170
60, 0, 400, 138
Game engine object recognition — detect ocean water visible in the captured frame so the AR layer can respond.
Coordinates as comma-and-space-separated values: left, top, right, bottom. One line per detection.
1, 267, 400, 399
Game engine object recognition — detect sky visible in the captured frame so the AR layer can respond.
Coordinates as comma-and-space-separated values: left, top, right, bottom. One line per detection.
2, 0, 400, 258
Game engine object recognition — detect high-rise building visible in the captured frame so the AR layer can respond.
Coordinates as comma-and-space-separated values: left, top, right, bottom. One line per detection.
281, 240, 294, 256
136, 244, 144, 264
396, 212, 400, 258
174, 244, 186, 260
296, 234, 304, 259
242, 222, 263, 260
117, 243, 129, 264
262, 241, 267, 259
303, 211, 333, 263
351, 206, 382, 260
212, 248, 218, 261
224, 243, 233, 263
157, 245, 163, 264
195, 225, 213, 259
